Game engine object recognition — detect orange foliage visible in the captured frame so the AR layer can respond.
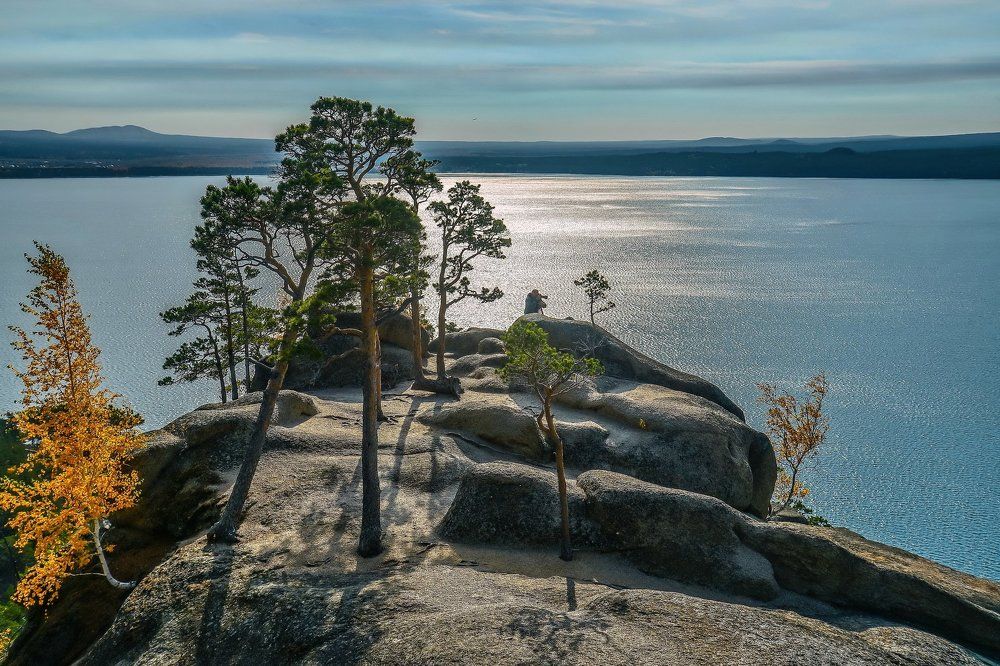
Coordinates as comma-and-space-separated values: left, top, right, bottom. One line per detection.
757, 373, 829, 515
0, 244, 142, 606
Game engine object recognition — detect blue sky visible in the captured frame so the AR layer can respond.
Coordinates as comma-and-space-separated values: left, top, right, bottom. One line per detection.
2, 0, 998, 139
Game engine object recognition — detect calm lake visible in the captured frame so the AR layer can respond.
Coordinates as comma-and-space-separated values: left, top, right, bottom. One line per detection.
0, 175, 997, 580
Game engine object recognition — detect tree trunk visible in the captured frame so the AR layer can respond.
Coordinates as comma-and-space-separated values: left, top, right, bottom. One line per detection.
375, 330, 386, 422
236, 265, 252, 387
410, 284, 426, 382
222, 283, 240, 401
358, 264, 383, 557
435, 239, 450, 381
206, 330, 293, 543
545, 400, 573, 561
208, 332, 227, 403
775, 468, 799, 515
91, 520, 135, 590
411, 286, 462, 396
436, 292, 448, 380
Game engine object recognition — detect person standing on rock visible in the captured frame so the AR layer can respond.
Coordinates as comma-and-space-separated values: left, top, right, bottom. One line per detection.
524, 288, 548, 315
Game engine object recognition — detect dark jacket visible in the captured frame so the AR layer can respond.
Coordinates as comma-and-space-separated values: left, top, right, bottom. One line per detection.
524, 293, 546, 314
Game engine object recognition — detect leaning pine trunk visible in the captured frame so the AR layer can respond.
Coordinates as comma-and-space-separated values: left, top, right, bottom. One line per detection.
436, 294, 448, 380
91, 520, 135, 590
358, 264, 383, 557
545, 401, 573, 561
222, 281, 240, 401
236, 264, 253, 387
209, 333, 228, 403
410, 285, 427, 383
412, 287, 462, 396
375, 330, 386, 422
206, 329, 294, 543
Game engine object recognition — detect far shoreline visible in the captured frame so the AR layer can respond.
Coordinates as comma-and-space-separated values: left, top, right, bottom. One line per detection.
2, 169, 999, 181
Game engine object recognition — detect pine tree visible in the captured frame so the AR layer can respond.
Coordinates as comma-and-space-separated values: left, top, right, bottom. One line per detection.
159, 293, 230, 402
499, 321, 602, 561
430, 181, 511, 380
573, 270, 616, 325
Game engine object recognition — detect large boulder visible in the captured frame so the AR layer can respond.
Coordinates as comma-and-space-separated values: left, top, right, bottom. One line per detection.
429, 327, 505, 357
744, 522, 1000, 653
448, 352, 507, 377
575, 471, 1000, 653
422, 350, 774, 517
557, 378, 775, 517
330, 311, 429, 352
275, 343, 416, 391
517, 314, 744, 420
477, 337, 505, 355
440, 462, 595, 546
416, 397, 547, 460
121, 390, 320, 537
439, 465, 1000, 654
250, 311, 427, 392
194, 390, 319, 421
578, 470, 779, 600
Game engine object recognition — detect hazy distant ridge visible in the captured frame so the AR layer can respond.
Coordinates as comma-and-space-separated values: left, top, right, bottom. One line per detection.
1, 125, 998, 178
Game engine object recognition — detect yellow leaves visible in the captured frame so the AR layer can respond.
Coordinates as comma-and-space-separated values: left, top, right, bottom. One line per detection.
0, 627, 13, 660
1, 245, 143, 607
758, 373, 829, 513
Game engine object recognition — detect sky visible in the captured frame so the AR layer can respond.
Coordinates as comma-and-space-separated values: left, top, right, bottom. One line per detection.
1, 0, 999, 140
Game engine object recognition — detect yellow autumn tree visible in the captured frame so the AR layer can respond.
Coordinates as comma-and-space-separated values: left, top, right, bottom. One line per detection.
0, 243, 142, 607
758, 373, 829, 515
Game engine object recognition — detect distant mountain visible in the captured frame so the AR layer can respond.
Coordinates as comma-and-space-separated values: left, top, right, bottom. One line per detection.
0, 126, 277, 171
63, 125, 163, 140
1, 126, 998, 178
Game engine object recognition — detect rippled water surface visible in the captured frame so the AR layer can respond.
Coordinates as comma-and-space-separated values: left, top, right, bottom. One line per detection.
1, 175, 998, 579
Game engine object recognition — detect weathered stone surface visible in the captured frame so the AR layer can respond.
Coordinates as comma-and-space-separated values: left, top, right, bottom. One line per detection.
279, 343, 416, 391
195, 389, 320, 421
430, 326, 505, 357
745, 522, 1000, 652
76, 559, 982, 666
772, 507, 810, 524
439, 465, 1000, 654
439, 350, 775, 518
578, 470, 780, 600
416, 397, 547, 460
7, 355, 997, 665
449, 352, 507, 377
251, 315, 425, 392
477, 336, 505, 355
331, 310, 430, 352
557, 378, 775, 517
440, 462, 595, 546
518, 314, 744, 419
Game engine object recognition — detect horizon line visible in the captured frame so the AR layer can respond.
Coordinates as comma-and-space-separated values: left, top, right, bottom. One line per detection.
5, 124, 1000, 144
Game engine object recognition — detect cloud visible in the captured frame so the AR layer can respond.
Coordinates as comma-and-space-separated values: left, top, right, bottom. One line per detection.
1, 0, 998, 137
6, 57, 999, 92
